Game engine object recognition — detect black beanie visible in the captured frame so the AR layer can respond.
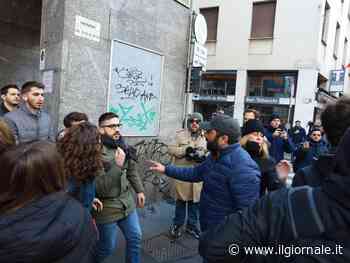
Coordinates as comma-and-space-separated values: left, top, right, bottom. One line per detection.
269, 113, 280, 123
242, 119, 265, 137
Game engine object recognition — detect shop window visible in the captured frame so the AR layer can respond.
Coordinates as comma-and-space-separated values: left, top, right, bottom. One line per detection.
247, 72, 297, 98
200, 73, 236, 96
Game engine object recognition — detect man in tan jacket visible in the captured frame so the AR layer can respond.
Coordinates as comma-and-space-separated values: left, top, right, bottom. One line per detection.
168, 112, 207, 239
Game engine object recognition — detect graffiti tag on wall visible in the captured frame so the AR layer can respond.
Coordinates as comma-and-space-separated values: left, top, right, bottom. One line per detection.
108, 41, 162, 136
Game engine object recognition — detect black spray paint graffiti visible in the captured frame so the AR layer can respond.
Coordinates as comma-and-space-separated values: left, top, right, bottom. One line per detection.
114, 67, 157, 102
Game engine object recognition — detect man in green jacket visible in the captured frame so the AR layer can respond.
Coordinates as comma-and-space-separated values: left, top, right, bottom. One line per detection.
94, 112, 145, 263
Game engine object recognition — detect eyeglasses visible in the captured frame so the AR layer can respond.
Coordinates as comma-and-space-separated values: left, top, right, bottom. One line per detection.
190, 119, 201, 124
102, 124, 122, 129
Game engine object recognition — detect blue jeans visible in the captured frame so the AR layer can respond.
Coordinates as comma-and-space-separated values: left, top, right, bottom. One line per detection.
96, 210, 142, 263
173, 200, 199, 228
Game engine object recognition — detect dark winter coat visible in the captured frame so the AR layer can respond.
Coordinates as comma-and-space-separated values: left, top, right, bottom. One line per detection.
252, 156, 285, 196
165, 143, 261, 231
0, 192, 97, 263
293, 139, 329, 172
199, 128, 350, 263
92, 136, 144, 224
0, 102, 10, 117
289, 126, 307, 144
67, 177, 96, 211
292, 153, 335, 187
265, 126, 295, 162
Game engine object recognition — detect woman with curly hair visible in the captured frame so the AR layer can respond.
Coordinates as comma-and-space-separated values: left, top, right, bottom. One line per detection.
57, 122, 104, 211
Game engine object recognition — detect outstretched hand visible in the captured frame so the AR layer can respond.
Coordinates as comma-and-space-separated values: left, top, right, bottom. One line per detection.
147, 160, 166, 174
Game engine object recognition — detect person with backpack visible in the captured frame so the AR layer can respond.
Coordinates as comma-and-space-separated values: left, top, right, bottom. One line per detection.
199, 127, 350, 262
292, 96, 350, 187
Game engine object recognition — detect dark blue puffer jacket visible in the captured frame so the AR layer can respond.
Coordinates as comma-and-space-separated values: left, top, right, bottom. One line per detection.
0, 192, 97, 263
165, 143, 261, 231
265, 126, 295, 162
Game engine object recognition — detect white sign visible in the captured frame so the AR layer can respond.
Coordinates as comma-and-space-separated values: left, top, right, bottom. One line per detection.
194, 13, 208, 45
329, 69, 345, 92
193, 42, 207, 69
75, 15, 101, 42
39, 48, 45, 70
108, 41, 163, 137
42, 70, 54, 93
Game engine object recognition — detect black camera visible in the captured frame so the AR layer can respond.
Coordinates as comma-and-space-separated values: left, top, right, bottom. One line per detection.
185, 147, 206, 163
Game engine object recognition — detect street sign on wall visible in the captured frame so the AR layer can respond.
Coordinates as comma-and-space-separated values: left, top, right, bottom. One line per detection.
75, 15, 101, 42
108, 40, 163, 136
245, 96, 291, 105
193, 42, 207, 69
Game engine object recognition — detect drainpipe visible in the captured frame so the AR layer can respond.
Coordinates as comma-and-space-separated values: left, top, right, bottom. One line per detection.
183, 2, 195, 126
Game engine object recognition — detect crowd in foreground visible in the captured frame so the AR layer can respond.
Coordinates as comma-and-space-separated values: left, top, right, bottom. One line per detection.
0, 81, 349, 263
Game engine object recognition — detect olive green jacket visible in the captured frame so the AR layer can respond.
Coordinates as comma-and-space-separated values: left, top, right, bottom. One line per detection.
93, 145, 144, 224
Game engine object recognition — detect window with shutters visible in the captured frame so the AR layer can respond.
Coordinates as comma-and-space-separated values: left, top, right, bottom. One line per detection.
200, 7, 219, 42
250, 1, 276, 39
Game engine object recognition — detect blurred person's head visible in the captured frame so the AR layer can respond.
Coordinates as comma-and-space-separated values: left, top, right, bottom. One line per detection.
321, 96, 350, 147
0, 141, 66, 214
295, 120, 301, 127
63, 112, 89, 128
0, 120, 15, 155
309, 128, 322, 143
201, 115, 241, 155
244, 109, 260, 123
187, 112, 203, 134
98, 112, 122, 140
57, 122, 103, 183
21, 81, 45, 112
1, 84, 20, 110
240, 119, 268, 158
270, 114, 281, 129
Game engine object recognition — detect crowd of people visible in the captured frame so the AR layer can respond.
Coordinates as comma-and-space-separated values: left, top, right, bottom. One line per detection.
0, 80, 349, 263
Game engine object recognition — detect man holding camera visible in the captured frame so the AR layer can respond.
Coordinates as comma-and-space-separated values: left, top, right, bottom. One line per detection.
293, 128, 329, 173
167, 112, 207, 239
265, 114, 295, 163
